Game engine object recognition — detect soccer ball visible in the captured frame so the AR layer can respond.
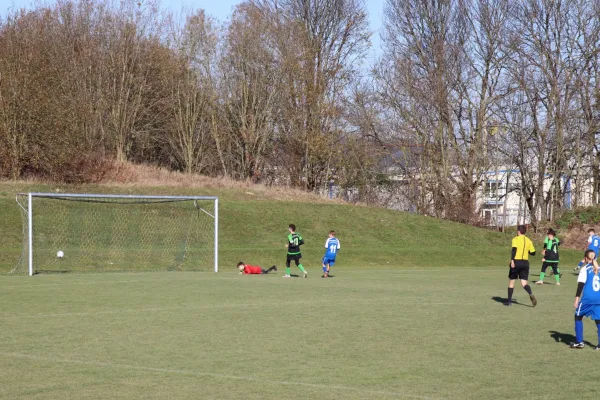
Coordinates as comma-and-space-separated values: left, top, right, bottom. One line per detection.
57, 250, 64, 258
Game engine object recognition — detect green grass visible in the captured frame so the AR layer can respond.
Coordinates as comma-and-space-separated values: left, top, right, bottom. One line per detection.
1, 268, 598, 400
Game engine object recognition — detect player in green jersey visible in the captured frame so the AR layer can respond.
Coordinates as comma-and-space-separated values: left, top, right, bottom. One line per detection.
283, 224, 307, 278
535, 229, 561, 285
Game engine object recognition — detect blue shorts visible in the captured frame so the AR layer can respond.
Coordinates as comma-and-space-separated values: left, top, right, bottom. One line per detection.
322, 256, 336, 267
575, 303, 600, 320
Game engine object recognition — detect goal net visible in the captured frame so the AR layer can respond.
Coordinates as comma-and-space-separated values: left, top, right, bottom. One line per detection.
12, 193, 218, 275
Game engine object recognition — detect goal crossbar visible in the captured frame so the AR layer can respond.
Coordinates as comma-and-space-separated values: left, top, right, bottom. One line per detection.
15, 193, 219, 276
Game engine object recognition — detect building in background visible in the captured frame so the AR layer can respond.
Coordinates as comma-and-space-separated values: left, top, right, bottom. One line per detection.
477, 168, 596, 228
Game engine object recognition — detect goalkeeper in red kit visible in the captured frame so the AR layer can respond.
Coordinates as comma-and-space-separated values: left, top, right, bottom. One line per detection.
237, 262, 277, 275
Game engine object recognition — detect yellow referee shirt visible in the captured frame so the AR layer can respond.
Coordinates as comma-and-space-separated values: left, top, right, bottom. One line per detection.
512, 235, 536, 260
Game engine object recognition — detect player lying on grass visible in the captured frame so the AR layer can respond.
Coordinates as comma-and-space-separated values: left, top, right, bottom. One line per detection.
574, 229, 600, 271
505, 225, 537, 307
322, 230, 340, 278
536, 229, 561, 286
570, 250, 600, 350
237, 262, 277, 275
283, 224, 307, 278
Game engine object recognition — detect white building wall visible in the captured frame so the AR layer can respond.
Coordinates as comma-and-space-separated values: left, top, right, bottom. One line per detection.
477, 168, 595, 227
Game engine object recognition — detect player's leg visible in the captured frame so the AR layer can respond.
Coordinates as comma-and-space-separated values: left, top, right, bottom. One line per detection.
518, 264, 536, 306
322, 256, 328, 277
506, 263, 517, 306
536, 262, 549, 284
506, 264, 517, 306
552, 263, 560, 285
295, 256, 307, 278
571, 314, 585, 348
284, 257, 292, 277
575, 258, 585, 271
326, 259, 334, 276
265, 265, 277, 273
595, 320, 600, 350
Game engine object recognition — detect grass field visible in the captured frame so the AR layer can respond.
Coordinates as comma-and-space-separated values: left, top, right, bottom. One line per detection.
0, 180, 594, 399
1, 268, 599, 400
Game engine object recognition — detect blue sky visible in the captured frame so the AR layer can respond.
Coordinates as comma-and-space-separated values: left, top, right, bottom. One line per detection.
0, 0, 383, 56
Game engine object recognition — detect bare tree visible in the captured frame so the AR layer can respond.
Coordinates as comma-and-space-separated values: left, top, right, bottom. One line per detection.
256, 0, 370, 190
380, 0, 510, 222
161, 9, 218, 174
217, 2, 278, 181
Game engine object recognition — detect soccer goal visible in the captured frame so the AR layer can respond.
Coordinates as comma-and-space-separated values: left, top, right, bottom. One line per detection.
12, 193, 218, 276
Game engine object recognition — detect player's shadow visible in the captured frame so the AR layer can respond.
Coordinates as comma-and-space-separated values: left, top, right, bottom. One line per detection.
549, 331, 594, 347
491, 296, 533, 307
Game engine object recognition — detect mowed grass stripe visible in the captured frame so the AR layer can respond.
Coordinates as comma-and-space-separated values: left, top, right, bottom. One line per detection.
0, 352, 433, 400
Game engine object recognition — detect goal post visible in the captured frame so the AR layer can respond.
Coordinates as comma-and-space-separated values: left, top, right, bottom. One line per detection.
12, 193, 219, 276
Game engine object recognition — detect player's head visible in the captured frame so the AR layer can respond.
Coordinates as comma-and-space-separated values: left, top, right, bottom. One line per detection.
517, 225, 527, 235
585, 250, 596, 263
329, 230, 335, 237
237, 262, 245, 271
547, 229, 555, 238
589, 228, 595, 236
289, 224, 296, 232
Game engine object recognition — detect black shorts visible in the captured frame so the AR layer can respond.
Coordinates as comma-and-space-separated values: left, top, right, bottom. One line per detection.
287, 254, 302, 263
541, 262, 559, 273
509, 260, 529, 280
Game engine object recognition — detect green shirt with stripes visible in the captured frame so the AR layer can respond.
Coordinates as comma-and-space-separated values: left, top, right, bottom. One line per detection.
543, 236, 560, 263
287, 232, 304, 255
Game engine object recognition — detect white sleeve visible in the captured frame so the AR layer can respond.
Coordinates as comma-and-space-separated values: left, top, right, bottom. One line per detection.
337, 240, 341, 249
588, 236, 593, 244
578, 267, 588, 284
324, 239, 329, 248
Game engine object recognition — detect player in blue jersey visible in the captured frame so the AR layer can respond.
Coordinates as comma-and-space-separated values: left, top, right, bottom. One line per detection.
570, 250, 600, 349
322, 231, 340, 278
574, 229, 600, 271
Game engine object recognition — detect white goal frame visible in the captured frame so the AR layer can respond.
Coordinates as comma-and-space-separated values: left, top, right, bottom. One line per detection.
17, 193, 219, 276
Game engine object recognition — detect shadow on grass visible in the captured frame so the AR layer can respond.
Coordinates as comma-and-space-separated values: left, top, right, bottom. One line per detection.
491, 296, 533, 307
549, 331, 594, 347
36, 270, 71, 274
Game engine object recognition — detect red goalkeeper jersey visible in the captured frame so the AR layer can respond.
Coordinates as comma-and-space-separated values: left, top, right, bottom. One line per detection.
243, 265, 262, 274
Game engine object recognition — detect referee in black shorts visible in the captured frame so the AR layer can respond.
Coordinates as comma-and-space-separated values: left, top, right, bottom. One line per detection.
505, 225, 537, 307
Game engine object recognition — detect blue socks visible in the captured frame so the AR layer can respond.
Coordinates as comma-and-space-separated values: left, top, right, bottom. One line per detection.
578, 261, 584, 267
576, 319, 584, 343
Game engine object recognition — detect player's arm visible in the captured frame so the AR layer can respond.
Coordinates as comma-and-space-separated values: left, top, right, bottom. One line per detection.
528, 240, 536, 256
542, 240, 547, 255
510, 246, 517, 267
575, 268, 587, 308
298, 235, 304, 246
